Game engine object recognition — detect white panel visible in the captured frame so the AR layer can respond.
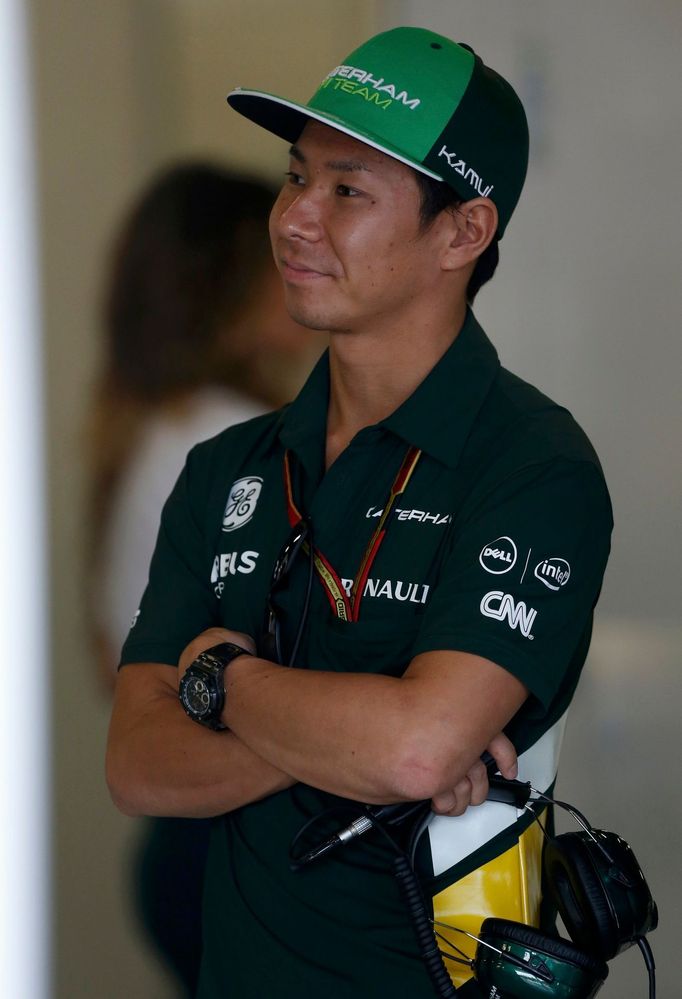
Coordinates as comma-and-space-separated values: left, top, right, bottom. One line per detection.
428, 713, 567, 876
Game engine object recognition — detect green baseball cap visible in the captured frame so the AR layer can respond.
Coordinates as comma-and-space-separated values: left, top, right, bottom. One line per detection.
227, 26, 529, 238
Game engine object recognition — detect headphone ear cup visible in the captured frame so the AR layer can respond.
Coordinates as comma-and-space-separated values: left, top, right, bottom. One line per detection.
545, 832, 618, 958
545, 830, 658, 959
474, 919, 608, 999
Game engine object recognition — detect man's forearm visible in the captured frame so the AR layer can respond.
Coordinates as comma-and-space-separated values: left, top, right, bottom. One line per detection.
224, 657, 412, 802
222, 649, 526, 804
106, 662, 294, 818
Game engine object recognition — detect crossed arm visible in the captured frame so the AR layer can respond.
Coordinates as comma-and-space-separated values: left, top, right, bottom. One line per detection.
106, 625, 526, 819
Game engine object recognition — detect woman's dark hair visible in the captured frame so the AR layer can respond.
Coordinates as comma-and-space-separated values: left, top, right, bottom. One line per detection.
414, 171, 499, 302
103, 163, 277, 401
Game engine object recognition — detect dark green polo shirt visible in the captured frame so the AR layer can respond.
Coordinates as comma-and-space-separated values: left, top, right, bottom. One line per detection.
121, 310, 612, 998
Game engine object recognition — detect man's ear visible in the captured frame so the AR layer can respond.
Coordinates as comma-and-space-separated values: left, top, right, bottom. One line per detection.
441, 198, 498, 272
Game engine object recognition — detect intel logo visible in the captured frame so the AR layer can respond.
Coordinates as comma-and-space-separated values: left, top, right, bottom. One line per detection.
534, 558, 571, 591
479, 536, 517, 575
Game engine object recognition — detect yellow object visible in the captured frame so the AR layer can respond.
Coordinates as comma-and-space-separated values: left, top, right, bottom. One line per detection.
432, 816, 545, 988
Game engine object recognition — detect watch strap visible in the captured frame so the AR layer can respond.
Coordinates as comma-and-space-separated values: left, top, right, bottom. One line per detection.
199, 641, 253, 667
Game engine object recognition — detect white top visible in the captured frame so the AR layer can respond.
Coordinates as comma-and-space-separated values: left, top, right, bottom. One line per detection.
99, 388, 266, 650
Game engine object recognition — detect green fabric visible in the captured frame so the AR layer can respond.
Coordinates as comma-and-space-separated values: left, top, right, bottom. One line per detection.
423, 52, 529, 232
121, 310, 612, 997
227, 27, 529, 236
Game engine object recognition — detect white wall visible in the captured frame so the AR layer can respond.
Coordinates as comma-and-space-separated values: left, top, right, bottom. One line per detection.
0, 1, 49, 995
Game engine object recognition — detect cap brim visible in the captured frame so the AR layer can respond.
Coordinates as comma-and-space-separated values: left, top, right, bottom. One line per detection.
227, 88, 443, 183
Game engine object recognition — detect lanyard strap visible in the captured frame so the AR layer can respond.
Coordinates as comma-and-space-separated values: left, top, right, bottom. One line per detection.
283, 444, 422, 622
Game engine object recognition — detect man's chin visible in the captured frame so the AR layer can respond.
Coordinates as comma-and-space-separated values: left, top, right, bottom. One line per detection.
281, 289, 355, 333
284, 304, 337, 333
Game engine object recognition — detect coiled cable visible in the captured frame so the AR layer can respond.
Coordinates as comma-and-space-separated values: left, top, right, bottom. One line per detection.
393, 853, 458, 997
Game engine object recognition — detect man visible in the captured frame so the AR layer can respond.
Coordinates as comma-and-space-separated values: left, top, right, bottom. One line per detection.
107, 27, 612, 997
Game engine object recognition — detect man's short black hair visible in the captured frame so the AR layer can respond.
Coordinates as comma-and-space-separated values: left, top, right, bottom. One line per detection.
414, 172, 499, 303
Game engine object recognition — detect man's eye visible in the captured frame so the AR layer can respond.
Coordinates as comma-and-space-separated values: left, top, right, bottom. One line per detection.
337, 184, 359, 197
284, 171, 304, 186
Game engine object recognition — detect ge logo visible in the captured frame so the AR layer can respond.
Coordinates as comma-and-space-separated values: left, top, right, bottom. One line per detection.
222, 476, 263, 532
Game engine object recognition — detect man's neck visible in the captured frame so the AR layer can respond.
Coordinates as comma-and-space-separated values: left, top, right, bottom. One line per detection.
325, 302, 468, 468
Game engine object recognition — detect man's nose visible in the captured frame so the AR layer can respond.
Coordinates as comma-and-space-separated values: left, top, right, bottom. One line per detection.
276, 187, 324, 241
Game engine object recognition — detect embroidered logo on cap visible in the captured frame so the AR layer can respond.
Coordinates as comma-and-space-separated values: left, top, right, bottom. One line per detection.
321, 65, 421, 109
437, 145, 493, 198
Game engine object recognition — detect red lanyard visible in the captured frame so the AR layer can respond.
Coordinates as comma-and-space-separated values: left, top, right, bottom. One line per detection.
283, 445, 422, 622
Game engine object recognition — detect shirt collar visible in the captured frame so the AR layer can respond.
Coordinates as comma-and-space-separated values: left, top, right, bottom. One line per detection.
278, 349, 330, 477
382, 309, 500, 468
279, 309, 499, 471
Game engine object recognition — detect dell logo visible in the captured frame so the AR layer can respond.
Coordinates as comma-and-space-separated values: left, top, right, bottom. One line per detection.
479, 536, 518, 575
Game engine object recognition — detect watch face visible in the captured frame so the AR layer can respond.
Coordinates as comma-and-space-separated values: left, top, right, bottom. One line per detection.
182, 675, 212, 718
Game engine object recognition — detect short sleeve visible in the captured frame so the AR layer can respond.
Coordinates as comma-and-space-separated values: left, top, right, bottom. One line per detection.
413, 459, 613, 711
119, 445, 220, 667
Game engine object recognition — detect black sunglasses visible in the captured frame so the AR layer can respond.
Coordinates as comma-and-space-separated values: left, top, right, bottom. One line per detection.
261, 518, 314, 666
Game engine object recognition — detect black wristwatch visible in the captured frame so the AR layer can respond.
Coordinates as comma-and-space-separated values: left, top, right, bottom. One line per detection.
179, 642, 252, 730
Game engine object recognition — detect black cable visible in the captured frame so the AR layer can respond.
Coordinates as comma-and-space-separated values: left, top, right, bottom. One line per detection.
636, 935, 656, 999
433, 929, 471, 964
531, 790, 592, 833
528, 789, 635, 883
394, 854, 458, 997
291, 800, 431, 868
287, 517, 314, 667
289, 803, 367, 870
408, 801, 434, 869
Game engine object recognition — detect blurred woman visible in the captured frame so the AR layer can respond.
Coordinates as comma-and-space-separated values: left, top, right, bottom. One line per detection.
86, 162, 312, 995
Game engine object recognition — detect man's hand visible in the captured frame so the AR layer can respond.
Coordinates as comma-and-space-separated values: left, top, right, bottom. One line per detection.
430, 731, 518, 816
177, 627, 257, 687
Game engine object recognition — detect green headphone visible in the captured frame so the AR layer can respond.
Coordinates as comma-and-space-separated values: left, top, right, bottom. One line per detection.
469, 828, 658, 998
475, 918, 608, 997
